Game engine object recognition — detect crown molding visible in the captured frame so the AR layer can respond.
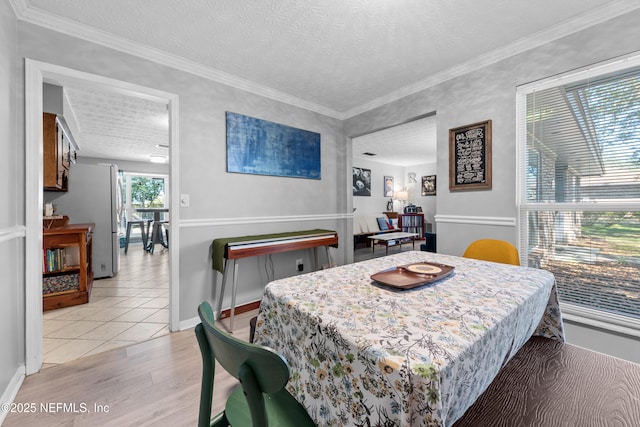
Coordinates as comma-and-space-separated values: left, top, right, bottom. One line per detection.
341, 0, 640, 119
13, 0, 640, 121
13, 2, 343, 119
8, 0, 27, 16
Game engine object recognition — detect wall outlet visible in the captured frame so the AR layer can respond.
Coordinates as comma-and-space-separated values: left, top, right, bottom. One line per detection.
296, 258, 303, 272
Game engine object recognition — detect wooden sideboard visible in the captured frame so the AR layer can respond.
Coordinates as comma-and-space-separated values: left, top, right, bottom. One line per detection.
42, 223, 94, 311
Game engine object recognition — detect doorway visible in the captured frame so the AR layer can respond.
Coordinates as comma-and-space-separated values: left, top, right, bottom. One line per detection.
25, 59, 179, 374
350, 115, 438, 261
122, 172, 170, 252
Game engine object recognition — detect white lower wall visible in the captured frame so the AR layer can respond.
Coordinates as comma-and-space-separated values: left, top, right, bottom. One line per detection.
179, 214, 349, 322
564, 320, 640, 364
434, 215, 517, 256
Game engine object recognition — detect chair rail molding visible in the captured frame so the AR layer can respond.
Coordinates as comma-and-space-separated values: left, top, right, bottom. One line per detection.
0, 226, 26, 244
180, 213, 351, 228
435, 214, 516, 227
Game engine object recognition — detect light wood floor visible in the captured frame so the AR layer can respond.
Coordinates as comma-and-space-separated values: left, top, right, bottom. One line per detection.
5, 245, 387, 426
5, 309, 257, 427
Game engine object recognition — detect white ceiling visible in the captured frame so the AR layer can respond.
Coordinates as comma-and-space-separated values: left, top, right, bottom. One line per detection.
63, 85, 169, 163
353, 115, 437, 167
14, 0, 637, 164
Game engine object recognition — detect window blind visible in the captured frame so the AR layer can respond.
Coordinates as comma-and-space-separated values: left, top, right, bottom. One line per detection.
518, 62, 640, 321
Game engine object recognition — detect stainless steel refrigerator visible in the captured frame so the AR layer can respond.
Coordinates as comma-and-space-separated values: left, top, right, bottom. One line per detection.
46, 163, 121, 278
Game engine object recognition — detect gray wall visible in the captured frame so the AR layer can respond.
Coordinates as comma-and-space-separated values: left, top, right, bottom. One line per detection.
344, 10, 640, 357
0, 0, 24, 407
344, 10, 640, 257
352, 160, 437, 228
352, 158, 405, 215
16, 21, 348, 326
3, 3, 640, 404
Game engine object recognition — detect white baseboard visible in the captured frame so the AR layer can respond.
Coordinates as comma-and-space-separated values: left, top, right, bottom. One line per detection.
0, 365, 26, 425
179, 316, 200, 331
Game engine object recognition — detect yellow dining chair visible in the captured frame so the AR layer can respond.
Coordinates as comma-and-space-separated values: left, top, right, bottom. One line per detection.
462, 239, 520, 266
195, 301, 316, 427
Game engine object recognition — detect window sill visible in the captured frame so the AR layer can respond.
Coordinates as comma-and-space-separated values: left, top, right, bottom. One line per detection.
560, 302, 640, 339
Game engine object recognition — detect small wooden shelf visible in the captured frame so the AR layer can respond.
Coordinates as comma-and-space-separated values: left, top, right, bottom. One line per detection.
43, 223, 94, 311
43, 267, 81, 276
398, 213, 425, 240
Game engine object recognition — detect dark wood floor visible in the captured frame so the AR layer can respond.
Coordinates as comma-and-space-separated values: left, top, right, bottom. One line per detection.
454, 337, 640, 427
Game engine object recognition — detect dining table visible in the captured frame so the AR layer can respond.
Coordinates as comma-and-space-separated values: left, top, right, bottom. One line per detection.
253, 250, 564, 427
135, 207, 169, 252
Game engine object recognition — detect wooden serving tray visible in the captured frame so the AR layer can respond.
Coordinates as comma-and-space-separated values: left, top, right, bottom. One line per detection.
370, 262, 455, 289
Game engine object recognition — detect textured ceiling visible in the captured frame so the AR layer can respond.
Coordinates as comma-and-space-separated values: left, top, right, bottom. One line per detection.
353, 116, 437, 167
64, 85, 169, 163
14, 0, 637, 163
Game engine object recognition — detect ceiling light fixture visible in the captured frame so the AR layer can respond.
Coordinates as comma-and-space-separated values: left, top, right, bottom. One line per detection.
149, 155, 167, 163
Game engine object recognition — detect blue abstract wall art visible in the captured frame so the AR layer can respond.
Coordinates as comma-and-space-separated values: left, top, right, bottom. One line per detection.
226, 112, 321, 179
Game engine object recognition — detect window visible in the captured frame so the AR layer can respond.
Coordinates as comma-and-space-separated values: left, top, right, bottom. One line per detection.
121, 172, 168, 228
517, 56, 640, 327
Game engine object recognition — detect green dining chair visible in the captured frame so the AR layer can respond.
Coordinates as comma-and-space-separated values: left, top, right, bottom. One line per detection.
463, 239, 521, 266
195, 302, 316, 427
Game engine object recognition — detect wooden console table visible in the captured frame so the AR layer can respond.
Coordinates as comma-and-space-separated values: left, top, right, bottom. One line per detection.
211, 229, 339, 331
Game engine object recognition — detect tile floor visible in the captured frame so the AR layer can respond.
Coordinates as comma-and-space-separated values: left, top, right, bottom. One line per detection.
40, 239, 394, 368
42, 242, 169, 368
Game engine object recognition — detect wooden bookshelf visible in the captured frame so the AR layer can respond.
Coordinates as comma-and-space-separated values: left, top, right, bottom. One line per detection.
43, 223, 94, 311
398, 213, 425, 240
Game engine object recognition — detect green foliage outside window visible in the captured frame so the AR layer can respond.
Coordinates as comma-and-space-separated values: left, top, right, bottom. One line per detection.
130, 176, 164, 208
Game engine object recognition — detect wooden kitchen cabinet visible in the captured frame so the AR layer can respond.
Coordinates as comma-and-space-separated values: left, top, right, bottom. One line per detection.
43, 112, 76, 191
43, 223, 94, 311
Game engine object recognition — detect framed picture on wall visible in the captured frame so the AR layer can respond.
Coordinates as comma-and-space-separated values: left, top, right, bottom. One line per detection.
422, 175, 436, 196
384, 176, 394, 197
353, 167, 371, 196
226, 112, 321, 179
449, 120, 492, 191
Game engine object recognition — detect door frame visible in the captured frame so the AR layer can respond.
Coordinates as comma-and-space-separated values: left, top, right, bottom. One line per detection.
25, 59, 180, 374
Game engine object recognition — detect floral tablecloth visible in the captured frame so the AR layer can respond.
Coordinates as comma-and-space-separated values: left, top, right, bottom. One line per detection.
254, 251, 564, 427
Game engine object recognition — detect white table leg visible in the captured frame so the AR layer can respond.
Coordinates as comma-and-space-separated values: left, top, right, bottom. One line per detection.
217, 260, 232, 320
217, 259, 239, 332
313, 247, 319, 271
228, 261, 239, 332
